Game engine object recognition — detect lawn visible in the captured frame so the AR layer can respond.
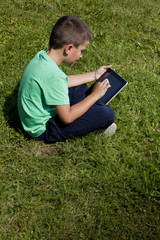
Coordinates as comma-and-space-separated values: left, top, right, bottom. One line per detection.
0, 0, 160, 239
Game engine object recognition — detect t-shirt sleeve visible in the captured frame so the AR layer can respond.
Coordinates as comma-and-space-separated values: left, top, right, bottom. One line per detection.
43, 75, 69, 105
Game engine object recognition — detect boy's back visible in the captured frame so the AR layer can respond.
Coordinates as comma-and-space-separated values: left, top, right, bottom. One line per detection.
18, 50, 69, 137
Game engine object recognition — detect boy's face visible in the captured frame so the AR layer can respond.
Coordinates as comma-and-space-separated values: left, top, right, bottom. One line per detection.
64, 40, 89, 66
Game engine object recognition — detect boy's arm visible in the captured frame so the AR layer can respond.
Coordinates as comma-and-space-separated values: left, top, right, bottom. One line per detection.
68, 65, 112, 87
55, 79, 111, 125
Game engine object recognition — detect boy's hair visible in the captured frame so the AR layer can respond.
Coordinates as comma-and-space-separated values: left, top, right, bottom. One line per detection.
49, 15, 92, 49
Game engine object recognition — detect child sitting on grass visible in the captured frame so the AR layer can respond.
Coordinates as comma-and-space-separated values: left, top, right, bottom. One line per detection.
18, 15, 117, 143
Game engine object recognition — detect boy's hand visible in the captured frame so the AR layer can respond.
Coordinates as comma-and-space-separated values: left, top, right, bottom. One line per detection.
92, 78, 111, 99
95, 65, 115, 80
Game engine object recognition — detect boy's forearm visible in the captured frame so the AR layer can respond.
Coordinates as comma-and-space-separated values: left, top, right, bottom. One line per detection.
68, 66, 113, 88
55, 92, 98, 125
69, 92, 98, 121
56, 79, 110, 125
68, 71, 95, 88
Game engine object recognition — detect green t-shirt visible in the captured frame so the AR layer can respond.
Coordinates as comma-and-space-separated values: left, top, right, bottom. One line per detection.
18, 50, 69, 137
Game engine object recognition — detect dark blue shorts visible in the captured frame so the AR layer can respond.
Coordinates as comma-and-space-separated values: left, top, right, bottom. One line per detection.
37, 84, 115, 143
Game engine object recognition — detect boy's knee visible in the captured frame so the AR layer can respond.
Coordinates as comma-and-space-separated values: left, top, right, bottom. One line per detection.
108, 107, 115, 124
101, 105, 115, 128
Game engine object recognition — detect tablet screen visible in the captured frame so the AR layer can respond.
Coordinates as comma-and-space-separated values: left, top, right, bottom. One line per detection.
97, 69, 128, 104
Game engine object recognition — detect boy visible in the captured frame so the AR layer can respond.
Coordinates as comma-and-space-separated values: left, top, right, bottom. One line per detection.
18, 15, 116, 143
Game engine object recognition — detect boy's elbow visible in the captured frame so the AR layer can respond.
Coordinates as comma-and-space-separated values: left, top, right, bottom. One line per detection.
62, 119, 72, 125
61, 115, 73, 125
55, 105, 75, 125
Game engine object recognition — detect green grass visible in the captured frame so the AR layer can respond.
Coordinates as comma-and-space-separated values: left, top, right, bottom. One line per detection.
0, 0, 160, 239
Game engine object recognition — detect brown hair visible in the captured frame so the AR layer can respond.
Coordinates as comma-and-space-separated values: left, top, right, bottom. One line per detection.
49, 15, 92, 49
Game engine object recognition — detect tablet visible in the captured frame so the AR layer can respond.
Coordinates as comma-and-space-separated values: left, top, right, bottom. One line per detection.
96, 68, 128, 105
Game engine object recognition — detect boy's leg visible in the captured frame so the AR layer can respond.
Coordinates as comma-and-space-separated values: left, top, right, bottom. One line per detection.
63, 84, 115, 136
37, 84, 115, 143
69, 84, 88, 106
61, 102, 115, 138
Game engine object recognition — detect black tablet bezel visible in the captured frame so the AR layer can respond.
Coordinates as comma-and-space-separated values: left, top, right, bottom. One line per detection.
97, 69, 128, 105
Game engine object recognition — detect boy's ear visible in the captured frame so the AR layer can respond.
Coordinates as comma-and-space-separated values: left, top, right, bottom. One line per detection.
64, 44, 74, 56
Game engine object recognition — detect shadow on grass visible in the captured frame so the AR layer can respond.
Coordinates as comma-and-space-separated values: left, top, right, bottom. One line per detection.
3, 83, 30, 139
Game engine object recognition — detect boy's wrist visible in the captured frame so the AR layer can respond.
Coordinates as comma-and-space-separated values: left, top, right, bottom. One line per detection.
90, 91, 99, 102
94, 70, 97, 81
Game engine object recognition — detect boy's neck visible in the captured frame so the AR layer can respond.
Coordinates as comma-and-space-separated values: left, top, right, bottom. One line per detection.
46, 48, 63, 66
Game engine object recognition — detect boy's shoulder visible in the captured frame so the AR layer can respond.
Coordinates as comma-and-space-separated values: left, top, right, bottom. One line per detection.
22, 50, 68, 86
26, 50, 66, 77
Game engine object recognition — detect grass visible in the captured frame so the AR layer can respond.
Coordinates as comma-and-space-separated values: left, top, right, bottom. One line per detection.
0, 0, 160, 239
